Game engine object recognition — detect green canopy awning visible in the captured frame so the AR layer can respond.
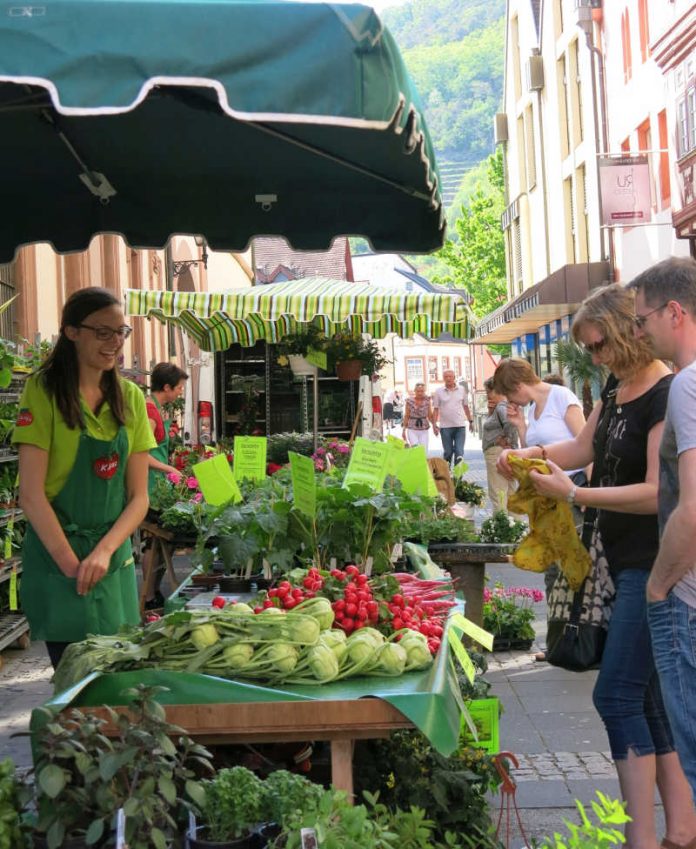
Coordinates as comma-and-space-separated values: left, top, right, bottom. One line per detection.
0, 0, 445, 261
126, 279, 471, 350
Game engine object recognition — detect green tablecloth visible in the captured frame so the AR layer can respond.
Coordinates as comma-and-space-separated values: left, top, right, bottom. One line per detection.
33, 631, 462, 756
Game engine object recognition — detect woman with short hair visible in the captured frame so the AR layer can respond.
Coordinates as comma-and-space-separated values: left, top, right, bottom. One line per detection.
402, 383, 434, 449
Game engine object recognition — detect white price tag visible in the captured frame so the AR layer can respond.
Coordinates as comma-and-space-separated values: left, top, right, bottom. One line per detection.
301, 828, 318, 849
116, 809, 127, 849
188, 812, 197, 840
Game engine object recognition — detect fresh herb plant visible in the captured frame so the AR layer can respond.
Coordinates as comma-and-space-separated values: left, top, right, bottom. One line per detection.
479, 510, 527, 544
537, 792, 630, 848
198, 765, 266, 841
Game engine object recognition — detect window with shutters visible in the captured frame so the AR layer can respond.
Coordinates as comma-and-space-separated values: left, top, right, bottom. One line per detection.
622, 10, 633, 84
513, 219, 523, 292
517, 116, 527, 191
575, 165, 588, 262
558, 56, 570, 159
0, 266, 16, 342
658, 110, 671, 207
524, 105, 536, 190
638, 0, 650, 64
564, 177, 576, 264
428, 356, 438, 382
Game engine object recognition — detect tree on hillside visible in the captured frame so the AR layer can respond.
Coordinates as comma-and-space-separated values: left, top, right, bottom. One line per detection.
433, 148, 507, 319
383, 0, 506, 50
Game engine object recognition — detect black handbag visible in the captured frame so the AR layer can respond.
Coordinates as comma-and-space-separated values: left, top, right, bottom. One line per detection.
546, 384, 617, 672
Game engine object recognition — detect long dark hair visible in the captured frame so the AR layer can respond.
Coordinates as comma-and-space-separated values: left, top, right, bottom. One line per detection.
38, 287, 126, 430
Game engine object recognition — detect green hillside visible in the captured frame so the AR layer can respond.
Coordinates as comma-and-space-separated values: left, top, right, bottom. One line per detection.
383, 0, 505, 212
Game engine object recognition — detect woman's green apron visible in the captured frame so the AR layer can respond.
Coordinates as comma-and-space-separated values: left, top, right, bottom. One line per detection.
148, 397, 170, 495
20, 426, 139, 642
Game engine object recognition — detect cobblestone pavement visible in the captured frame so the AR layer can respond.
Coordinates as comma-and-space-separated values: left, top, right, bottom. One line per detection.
0, 639, 52, 769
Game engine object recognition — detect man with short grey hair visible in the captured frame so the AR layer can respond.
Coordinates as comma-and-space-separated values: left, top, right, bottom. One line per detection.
431, 369, 473, 466
631, 255, 696, 801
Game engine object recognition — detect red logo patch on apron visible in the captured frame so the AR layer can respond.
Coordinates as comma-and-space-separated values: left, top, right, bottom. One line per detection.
93, 453, 119, 480
16, 408, 33, 427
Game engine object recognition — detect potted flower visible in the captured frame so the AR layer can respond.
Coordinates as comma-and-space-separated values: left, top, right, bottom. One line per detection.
453, 479, 486, 517
190, 766, 265, 848
325, 332, 390, 381
482, 583, 544, 650
277, 326, 327, 377
478, 510, 527, 545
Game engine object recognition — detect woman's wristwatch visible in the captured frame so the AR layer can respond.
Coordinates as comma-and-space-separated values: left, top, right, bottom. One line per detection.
566, 485, 577, 504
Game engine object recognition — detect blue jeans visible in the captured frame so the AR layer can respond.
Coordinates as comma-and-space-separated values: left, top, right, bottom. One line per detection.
648, 591, 696, 802
592, 569, 675, 761
440, 426, 466, 465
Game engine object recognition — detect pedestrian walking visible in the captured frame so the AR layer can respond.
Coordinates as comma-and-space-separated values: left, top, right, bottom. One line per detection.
383, 388, 396, 431
631, 256, 696, 814
431, 369, 473, 466
481, 377, 519, 510
141, 362, 189, 609
13, 287, 155, 669
497, 283, 696, 849
402, 383, 434, 448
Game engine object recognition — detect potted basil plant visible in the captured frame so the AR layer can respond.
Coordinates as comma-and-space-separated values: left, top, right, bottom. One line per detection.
190, 766, 266, 848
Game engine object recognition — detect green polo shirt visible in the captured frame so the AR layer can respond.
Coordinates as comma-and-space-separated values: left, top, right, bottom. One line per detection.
12, 374, 156, 500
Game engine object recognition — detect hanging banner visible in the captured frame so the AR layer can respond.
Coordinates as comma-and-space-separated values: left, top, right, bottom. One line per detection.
598, 155, 652, 225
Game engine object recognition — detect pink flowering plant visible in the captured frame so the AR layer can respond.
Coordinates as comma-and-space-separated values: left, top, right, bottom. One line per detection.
311, 438, 352, 472
482, 582, 544, 643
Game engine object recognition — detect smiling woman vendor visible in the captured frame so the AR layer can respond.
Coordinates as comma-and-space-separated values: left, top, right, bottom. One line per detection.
12, 287, 155, 669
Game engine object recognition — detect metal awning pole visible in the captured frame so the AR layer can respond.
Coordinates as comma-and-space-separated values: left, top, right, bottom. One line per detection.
313, 372, 319, 452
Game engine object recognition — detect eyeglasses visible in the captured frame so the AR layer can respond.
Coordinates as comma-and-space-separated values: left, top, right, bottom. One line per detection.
633, 302, 669, 329
79, 323, 133, 341
582, 338, 607, 355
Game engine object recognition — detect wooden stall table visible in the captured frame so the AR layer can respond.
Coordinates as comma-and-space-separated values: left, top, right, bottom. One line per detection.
33, 645, 463, 800
427, 543, 516, 629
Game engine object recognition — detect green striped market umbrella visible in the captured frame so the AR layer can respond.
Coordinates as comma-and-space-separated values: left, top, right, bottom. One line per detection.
125, 279, 471, 351
0, 0, 444, 262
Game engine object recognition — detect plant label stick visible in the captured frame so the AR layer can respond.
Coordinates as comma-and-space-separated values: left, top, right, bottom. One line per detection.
116, 808, 127, 849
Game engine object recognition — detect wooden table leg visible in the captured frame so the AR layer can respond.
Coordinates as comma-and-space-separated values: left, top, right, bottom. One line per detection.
330, 739, 355, 801
159, 538, 179, 596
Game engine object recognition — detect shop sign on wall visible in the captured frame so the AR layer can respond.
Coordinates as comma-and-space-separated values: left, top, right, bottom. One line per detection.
599, 155, 652, 225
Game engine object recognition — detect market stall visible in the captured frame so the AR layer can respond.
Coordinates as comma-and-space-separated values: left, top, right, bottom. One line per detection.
125, 279, 472, 446
33, 629, 463, 798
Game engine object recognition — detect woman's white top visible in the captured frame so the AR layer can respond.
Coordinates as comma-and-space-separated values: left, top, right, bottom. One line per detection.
525, 385, 583, 474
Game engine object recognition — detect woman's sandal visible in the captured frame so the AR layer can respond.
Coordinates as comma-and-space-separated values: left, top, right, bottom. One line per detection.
662, 837, 696, 849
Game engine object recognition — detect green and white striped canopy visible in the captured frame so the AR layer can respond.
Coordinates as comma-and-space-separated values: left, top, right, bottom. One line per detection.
126, 279, 471, 351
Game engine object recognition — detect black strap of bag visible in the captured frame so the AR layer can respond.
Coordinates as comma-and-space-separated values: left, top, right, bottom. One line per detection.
547, 379, 617, 669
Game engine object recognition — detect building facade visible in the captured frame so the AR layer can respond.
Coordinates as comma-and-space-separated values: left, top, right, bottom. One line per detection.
479, 0, 695, 374
0, 235, 253, 442
475, 0, 610, 373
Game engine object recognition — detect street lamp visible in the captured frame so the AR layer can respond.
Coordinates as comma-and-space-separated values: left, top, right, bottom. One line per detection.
172, 235, 209, 277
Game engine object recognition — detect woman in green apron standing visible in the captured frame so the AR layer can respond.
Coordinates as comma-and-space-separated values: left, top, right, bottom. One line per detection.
142, 362, 188, 608
13, 287, 155, 668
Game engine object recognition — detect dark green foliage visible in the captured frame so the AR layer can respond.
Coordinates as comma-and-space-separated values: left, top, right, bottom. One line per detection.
353, 730, 502, 847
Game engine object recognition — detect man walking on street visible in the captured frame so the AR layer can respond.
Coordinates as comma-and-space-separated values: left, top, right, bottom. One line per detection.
631, 256, 696, 802
431, 369, 473, 466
